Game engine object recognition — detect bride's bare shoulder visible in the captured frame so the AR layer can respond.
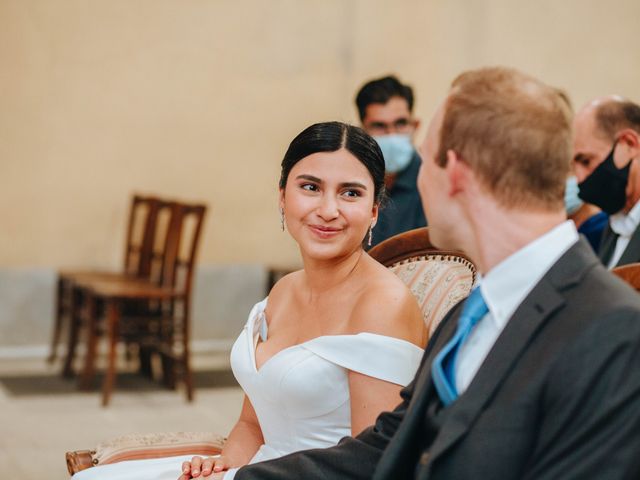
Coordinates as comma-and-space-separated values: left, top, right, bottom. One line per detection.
269, 269, 303, 292
349, 258, 425, 345
266, 269, 304, 308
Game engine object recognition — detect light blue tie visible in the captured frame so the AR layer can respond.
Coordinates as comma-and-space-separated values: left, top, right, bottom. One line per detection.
431, 287, 488, 406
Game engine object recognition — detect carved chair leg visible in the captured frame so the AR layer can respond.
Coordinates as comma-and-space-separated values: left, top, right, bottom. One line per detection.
161, 353, 177, 390
102, 300, 120, 407
62, 287, 82, 378
159, 300, 177, 389
79, 294, 98, 390
138, 345, 155, 379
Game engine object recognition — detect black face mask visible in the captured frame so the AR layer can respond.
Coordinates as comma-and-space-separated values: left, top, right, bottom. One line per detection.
578, 144, 631, 215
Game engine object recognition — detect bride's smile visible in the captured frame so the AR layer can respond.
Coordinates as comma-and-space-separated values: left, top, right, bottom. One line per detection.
307, 224, 343, 239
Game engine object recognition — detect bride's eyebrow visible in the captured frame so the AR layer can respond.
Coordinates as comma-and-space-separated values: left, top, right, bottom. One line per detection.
296, 174, 322, 183
340, 182, 367, 190
295, 175, 367, 190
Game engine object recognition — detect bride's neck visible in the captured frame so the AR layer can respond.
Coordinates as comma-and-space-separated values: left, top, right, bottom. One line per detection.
301, 248, 365, 299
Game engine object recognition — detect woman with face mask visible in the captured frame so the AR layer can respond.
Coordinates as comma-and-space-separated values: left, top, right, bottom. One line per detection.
73, 122, 427, 480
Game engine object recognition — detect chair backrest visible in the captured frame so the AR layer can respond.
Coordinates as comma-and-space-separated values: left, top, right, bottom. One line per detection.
123, 195, 162, 278
612, 262, 640, 292
158, 201, 207, 299
143, 198, 177, 285
369, 227, 477, 337
139, 199, 206, 297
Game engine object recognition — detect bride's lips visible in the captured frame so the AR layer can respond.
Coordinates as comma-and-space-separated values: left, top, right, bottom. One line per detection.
308, 224, 343, 239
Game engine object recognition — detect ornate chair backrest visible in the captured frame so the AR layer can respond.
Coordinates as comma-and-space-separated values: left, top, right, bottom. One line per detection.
122, 199, 205, 320
123, 194, 161, 278
145, 199, 177, 285
145, 201, 206, 344
158, 201, 207, 299
612, 262, 640, 292
369, 227, 477, 337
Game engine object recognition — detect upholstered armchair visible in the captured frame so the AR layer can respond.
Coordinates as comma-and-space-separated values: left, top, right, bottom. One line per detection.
66, 432, 226, 475
369, 226, 476, 336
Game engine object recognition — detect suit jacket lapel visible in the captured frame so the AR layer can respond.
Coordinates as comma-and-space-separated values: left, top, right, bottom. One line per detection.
426, 239, 598, 465
598, 224, 617, 265
412, 305, 461, 402
373, 301, 463, 480
615, 223, 640, 266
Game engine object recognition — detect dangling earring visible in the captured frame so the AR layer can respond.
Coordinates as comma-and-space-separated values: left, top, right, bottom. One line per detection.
280, 208, 285, 232
367, 224, 374, 247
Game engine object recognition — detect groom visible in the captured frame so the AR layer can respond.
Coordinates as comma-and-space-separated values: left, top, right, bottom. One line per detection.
231, 68, 640, 479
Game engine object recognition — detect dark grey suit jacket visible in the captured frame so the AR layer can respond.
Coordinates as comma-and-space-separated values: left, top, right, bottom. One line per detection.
598, 222, 640, 267
235, 239, 640, 480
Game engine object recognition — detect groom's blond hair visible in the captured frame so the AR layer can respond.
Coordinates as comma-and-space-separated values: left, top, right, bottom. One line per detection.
437, 67, 573, 211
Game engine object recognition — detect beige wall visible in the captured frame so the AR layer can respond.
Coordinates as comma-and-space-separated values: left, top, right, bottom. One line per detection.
2, 0, 640, 269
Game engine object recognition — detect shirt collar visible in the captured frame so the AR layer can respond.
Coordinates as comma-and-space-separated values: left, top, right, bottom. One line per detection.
609, 200, 640, 238
478, 220, 579, 329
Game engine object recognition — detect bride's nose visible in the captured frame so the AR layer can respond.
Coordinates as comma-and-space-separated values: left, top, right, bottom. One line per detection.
316, 194, 339, 221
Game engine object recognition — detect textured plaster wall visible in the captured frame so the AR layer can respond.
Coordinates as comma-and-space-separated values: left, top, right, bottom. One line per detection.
1, 0, 639, 352
2, 0, 640, 269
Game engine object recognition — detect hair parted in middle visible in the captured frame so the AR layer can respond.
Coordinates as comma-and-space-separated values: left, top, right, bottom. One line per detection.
279, 121, 386, 205
437, 66, 574, 211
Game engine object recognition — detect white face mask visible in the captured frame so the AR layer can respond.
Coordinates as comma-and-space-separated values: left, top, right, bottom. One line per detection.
374, 134, 414, 173
564, 175, 584, 215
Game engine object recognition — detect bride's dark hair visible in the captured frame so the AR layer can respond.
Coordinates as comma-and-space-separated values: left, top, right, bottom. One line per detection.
279, 121, 386, 205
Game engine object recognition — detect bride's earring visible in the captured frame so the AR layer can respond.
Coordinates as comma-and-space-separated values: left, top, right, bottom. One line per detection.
280, 208, 285, 232
367, 224, 374, 247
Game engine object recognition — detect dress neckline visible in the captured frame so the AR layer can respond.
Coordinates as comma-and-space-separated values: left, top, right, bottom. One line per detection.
247, 299, 422, 374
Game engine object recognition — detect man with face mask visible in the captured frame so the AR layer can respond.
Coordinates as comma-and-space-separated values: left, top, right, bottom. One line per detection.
573, 96, 640, 268
355, 75, 427, 247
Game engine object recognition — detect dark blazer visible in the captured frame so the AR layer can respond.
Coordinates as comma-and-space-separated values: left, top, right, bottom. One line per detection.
235, 239, 640, 480
598, 222, 640, 267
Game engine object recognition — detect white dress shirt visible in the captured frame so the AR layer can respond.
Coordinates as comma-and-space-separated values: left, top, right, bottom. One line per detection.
455, 220, 579, 393
607, 200, 640, 269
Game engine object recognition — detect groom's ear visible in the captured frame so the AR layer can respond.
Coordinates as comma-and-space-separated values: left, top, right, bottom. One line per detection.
445, 149, 470, 197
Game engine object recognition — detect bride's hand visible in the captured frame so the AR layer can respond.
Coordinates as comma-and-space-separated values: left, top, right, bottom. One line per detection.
179, 455, 229, 479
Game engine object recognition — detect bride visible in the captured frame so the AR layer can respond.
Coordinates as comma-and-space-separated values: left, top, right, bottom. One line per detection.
74, 122, 426, 480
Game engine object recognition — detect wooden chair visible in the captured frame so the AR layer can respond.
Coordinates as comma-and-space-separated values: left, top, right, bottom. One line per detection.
51, 195, 161, 375
64, 226, 472, 475
369, 227, 477, 337
79, 201, 207, 406
612, 262, 640, 292
74, 198, 177, 389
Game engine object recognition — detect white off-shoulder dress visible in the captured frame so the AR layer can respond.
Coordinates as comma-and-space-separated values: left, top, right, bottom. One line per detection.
73, 298, 423, 480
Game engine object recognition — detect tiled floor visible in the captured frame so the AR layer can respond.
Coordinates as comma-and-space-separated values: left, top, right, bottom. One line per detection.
0, 355, 243, 479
